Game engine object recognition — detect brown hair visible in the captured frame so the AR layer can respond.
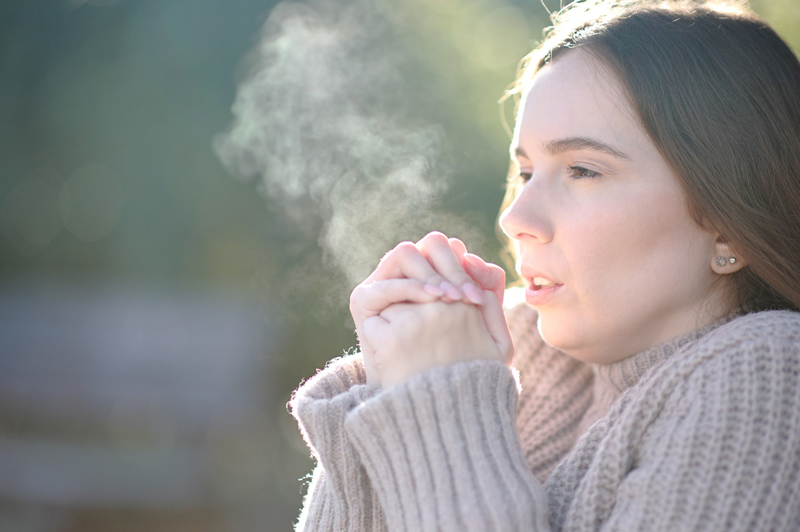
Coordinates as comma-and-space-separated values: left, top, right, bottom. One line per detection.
500, 0, 800, 313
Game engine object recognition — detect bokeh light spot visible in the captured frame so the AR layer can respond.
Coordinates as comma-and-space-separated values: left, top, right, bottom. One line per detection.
5, 179, 63, 247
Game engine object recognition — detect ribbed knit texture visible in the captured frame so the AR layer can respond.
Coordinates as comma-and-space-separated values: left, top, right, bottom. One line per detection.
290, 354, 385, 530
507, 303, 594, 483
291, 302, 800, 531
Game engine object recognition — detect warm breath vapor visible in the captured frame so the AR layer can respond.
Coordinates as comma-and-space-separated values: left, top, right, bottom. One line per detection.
214, 0, 484, 299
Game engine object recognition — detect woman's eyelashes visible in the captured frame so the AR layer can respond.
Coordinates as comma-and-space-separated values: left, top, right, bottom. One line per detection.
517, 165, 601, 182
567, 165, 601, 179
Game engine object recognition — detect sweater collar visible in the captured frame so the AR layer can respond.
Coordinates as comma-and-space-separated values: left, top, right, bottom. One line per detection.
592, 311, 741, 395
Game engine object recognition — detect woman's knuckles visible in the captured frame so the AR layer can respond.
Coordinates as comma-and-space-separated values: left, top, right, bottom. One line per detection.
419, 231, 450, 246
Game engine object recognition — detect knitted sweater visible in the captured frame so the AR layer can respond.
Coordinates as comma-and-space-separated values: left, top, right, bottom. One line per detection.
290, 300, 800, 531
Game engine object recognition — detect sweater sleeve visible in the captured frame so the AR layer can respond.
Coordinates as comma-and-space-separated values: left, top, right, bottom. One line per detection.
569, 311, 800, 532
289, 353, 387, 531
344, 360, 552, 532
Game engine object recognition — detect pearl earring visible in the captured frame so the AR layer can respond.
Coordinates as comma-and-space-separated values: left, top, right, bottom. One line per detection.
729, 257, 736, 264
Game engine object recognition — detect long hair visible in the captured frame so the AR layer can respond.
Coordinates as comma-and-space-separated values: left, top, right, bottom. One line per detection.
500, 0, 800, 312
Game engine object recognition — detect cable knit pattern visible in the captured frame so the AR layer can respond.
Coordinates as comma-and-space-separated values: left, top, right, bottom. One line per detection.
291, 303, 800, 531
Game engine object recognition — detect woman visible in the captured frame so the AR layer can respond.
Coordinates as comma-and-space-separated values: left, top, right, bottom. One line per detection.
291, 1, 800, 530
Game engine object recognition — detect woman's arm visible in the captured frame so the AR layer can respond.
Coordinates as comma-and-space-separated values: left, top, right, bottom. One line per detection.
348, 274, 554, 531
327, 233, 580, 531
290, 301, 573, 532
290, 353, 387, 531
292, 233, 506, 530
344, 358, 552, 532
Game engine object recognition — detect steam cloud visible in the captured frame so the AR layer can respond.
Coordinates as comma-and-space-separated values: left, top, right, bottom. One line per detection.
214, 0, 485, 303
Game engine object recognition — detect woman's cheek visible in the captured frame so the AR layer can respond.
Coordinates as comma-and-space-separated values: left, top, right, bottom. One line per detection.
536, 226, 625, 356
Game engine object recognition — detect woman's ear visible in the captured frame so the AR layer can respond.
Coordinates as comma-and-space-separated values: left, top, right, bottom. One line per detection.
710, 240, 747, 274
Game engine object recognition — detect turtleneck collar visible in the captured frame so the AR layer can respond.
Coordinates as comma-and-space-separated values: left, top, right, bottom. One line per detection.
592, 311, 742, 396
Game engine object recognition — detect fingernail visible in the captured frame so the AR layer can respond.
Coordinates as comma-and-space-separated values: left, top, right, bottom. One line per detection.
423, 283, 445, 296
440, 281, 462, 300
465, 253, 489, 273
462, 283, 486, 305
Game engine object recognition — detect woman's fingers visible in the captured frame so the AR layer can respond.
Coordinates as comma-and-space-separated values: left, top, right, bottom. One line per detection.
361, 232, 501, 307
448, 237, 505, 305
350, 278, 444, 326
352, 278, 447, 387
417, 232, 486, 305
359, 337, 382, 387
366, 242, 433, 282
361, 314, 389, 344
447, 237, 468, 258
478, 290, 514, 365
364, 299, 511, 387
463, 255, 506, 305
365, 242, 463, 300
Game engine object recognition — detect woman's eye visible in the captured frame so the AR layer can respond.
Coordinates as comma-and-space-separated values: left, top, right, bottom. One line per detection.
519, 172, 532, 182
567, 165, 600, 179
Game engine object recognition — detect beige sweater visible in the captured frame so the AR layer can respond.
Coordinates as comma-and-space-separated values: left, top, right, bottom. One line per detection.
290, 301, 800, 531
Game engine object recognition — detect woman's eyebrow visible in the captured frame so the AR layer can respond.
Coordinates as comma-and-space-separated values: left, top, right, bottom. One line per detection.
512, 146, 528, 165
545, 137, 631, 160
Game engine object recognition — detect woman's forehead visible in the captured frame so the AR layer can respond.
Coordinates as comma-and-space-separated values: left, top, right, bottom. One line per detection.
513, 49, 645, 159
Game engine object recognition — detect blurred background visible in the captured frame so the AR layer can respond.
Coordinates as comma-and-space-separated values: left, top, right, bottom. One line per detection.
0, 0, 797, 530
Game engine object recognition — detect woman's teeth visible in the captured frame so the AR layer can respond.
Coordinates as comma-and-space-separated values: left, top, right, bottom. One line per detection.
533, 277, 556, 288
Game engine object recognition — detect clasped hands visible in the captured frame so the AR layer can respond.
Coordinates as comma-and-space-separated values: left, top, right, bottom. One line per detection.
350, 232, 513, 388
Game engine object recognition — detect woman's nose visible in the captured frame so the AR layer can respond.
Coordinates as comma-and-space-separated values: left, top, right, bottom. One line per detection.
499, 180, 554, 244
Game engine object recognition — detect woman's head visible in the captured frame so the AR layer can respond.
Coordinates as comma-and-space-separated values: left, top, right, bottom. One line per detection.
499, 0, 800, 362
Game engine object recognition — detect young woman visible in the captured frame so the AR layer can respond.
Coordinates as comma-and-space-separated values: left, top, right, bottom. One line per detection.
291, 1, 800, 530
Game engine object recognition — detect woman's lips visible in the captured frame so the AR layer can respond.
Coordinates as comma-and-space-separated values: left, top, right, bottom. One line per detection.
525, 282, 562, 305
521, 269, 562, 305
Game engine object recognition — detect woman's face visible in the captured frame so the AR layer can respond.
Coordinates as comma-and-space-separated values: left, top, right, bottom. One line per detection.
500, 49, 726, 364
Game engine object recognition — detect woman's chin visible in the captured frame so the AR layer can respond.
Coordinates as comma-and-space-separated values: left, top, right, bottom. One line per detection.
536, 314, 577, 352
536, 314, 605, 363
